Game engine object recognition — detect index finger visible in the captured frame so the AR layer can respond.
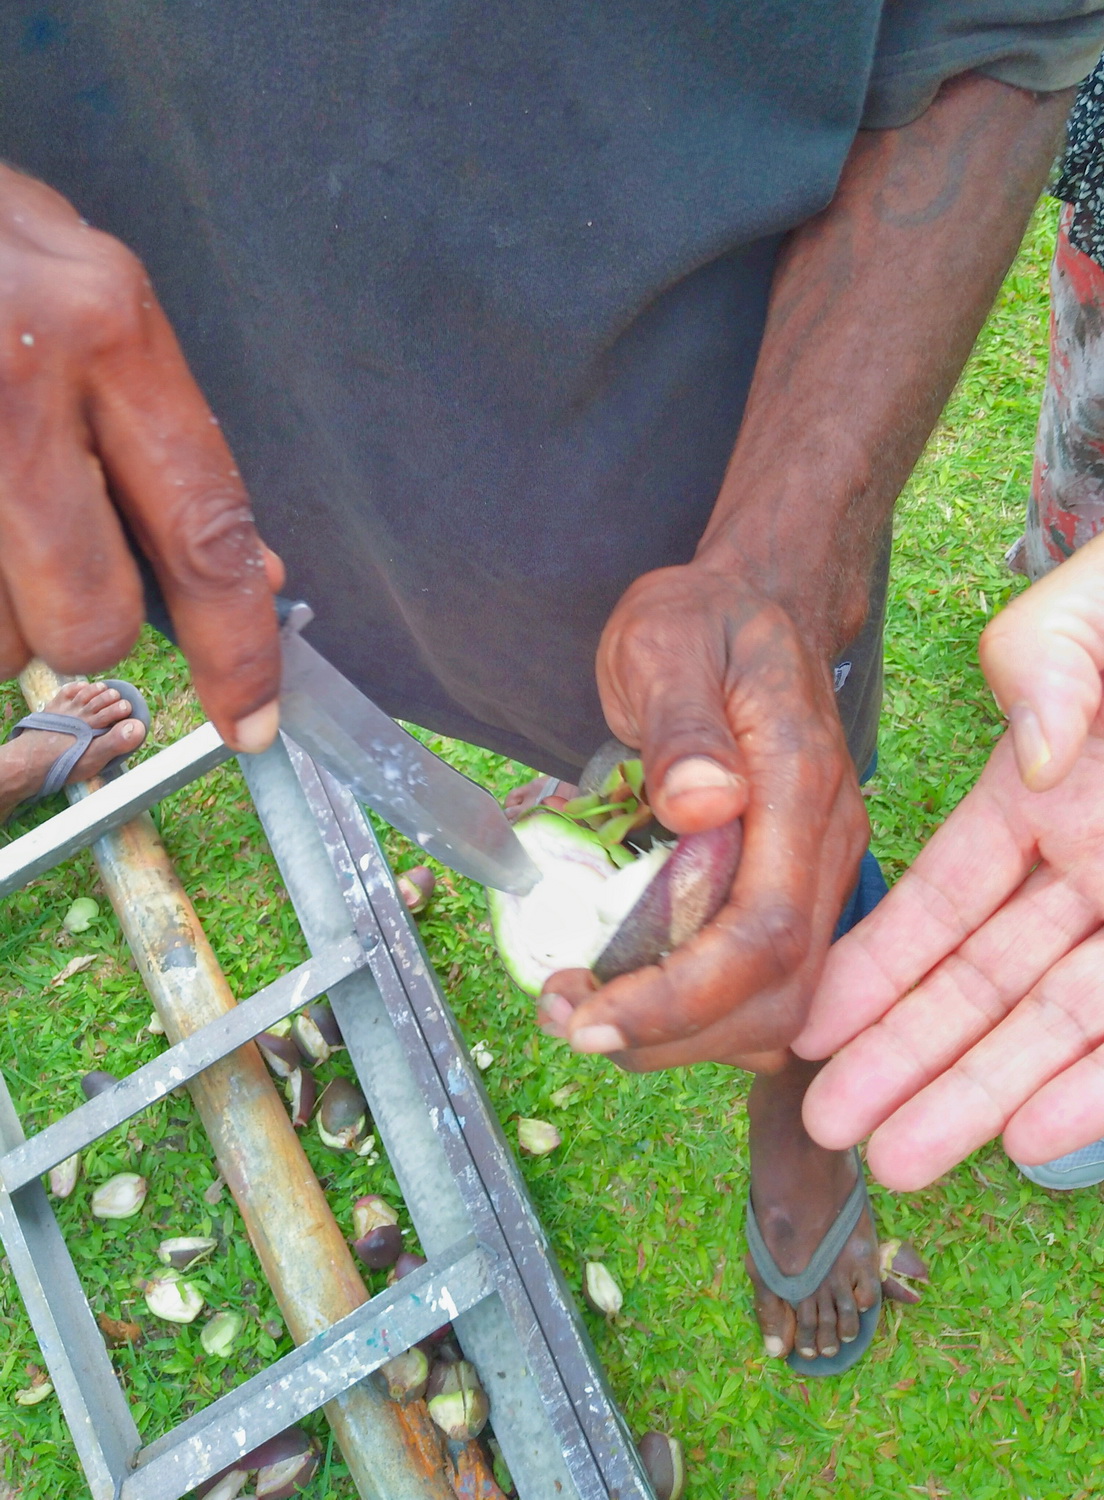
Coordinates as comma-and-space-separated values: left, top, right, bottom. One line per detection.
800, 862, 1101, 1150
860, 929, 1104, 1190
88, 264, 281, 750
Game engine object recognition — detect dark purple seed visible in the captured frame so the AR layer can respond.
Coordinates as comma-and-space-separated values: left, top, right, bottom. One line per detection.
594, 820, 742, 983
353, 1223, 404, 1269
81, 1070, 119, 1099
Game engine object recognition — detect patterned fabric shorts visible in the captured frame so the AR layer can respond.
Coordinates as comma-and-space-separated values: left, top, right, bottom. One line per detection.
1014, 203, 1104, 580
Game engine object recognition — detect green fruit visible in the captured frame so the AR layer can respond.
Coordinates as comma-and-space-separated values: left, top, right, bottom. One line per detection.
486, 810, 671, 996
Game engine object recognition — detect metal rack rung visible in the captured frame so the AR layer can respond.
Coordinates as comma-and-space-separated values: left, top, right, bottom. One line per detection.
0, 723, 655, 1500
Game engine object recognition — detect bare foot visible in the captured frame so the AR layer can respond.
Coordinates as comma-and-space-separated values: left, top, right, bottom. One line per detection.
504, 774, 579, 822
1, 682, 147, 822
746, 1056, 880, 1363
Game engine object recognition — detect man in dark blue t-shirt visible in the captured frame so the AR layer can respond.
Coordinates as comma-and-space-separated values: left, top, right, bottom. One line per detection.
0, 2, 1099, 1373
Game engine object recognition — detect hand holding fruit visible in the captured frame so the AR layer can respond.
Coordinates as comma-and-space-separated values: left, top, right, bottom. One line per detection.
525, 561, 869, 1072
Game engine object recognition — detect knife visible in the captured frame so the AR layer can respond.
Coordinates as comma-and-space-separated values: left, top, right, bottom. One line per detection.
277, 602, 541, 894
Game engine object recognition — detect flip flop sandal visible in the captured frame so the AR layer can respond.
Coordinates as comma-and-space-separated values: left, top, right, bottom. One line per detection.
745, 1147, 881, 1377
4, 679, 151, 823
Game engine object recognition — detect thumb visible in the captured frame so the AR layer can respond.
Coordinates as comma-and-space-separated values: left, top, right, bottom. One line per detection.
631, 667, 748, 835
981, 533, 1104, 792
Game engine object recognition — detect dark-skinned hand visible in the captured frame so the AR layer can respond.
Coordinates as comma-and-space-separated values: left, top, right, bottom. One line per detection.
537, 561, 869, 1072
0, 165, 282, 751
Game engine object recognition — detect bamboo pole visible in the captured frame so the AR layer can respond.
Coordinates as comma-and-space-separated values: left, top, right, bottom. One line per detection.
21, 661, 455, 1500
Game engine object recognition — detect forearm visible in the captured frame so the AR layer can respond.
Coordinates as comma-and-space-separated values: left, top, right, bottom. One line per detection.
698, 72, 1073, 656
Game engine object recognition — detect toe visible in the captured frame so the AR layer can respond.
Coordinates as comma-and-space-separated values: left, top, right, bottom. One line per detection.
84, 683, 120, 711
87, 694, 133, 729
54, 682, 91, 709
793, 1295, 820, 1361
747, 1255, 795, 1359
67, 715, 145, 785
816, 1290, 840, 1358
835, 1284, 860, 1344
758, 1297, 795, 1361
853, 1262, 880, 1313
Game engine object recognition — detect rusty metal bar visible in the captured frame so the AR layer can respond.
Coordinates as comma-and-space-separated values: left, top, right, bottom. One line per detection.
19, 661, 456, 1500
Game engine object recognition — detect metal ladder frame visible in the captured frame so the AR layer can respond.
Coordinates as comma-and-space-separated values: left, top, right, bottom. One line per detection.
0, 723, 654, 1500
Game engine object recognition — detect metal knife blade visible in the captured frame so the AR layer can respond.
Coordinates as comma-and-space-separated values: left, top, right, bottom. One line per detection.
277, 603, 540, 894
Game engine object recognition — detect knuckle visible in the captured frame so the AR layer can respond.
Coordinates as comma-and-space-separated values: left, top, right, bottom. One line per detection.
751, 900, 810, 978
173, 490, 265, 594
36, 236, 151, 353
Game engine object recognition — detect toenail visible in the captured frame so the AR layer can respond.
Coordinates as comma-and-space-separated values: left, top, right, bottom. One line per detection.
821, 1345, 838, 1357
798, 1347, 816, 1359
763, 1336, 785, 1358
840, 1332, 857, 1343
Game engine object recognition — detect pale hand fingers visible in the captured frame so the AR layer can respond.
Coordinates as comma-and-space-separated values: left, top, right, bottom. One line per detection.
801, 862, 1101, 1150
859, 929, 1104, 1190
1003, 1046, 1104, 1164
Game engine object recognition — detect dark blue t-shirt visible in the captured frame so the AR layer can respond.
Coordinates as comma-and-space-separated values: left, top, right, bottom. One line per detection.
1, 3, 1100, 777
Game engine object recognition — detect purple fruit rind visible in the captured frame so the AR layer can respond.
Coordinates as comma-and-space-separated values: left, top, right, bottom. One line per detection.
881, 1275, 922, 1305
241, 1426, 312, 1471
593, 820, 743, 983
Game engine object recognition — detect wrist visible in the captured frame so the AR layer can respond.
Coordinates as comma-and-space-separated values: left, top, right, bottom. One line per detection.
693, 485, 876, 662
697, 412, 885, 653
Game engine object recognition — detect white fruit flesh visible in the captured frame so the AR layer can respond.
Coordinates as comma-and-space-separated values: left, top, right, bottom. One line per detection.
487, 811, 670, 995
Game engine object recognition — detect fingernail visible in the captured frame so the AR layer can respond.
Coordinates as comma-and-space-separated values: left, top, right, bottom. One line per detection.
1009, 703, 1051, 789
763, 1335, 786, 1358
662, 756, 738, 799
233, 699, 280, 754
570, 1024, 628, 1054
539, 994, 575, 1027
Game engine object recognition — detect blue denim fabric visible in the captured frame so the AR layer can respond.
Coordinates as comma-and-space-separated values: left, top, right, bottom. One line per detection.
831, 752, 889, 942
832, 849, 889, 943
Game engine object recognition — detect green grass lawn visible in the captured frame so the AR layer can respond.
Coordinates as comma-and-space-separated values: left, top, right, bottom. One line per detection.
4, 202, 1104, 1500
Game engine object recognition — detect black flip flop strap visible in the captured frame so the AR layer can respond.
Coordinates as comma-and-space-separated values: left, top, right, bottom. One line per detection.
6, 712, 107, 799
745, 1152, 868, 1306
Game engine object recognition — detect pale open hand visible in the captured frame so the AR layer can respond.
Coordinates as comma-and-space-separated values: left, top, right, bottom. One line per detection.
795, 534, 1104, 1188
